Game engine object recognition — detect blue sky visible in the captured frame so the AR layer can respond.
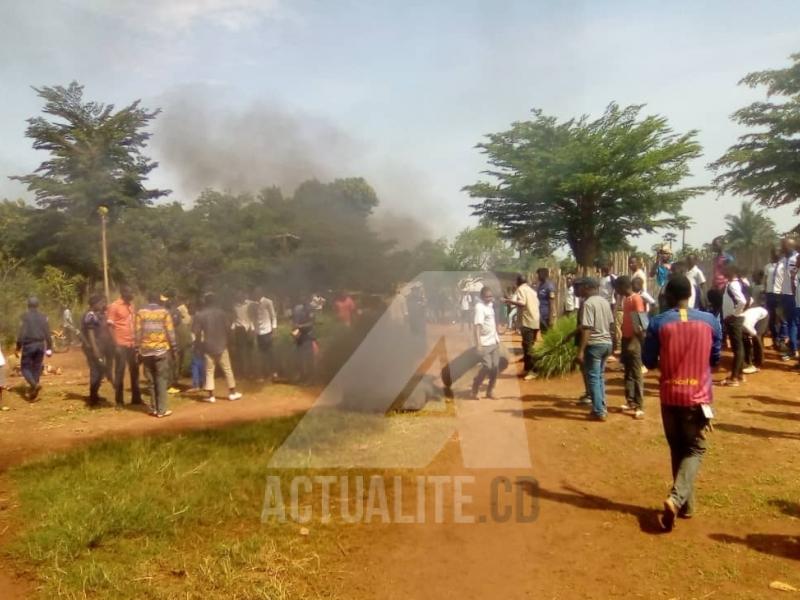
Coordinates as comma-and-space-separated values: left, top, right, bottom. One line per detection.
1, 0, 799, 251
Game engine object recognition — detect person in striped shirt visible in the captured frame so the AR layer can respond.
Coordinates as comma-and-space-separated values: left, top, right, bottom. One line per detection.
135, 293, 177, 418
642, 275, 721, 532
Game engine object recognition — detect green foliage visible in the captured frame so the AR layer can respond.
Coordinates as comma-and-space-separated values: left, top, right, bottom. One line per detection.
465, 103, 705, 268
11, 81, 168, 219
723, 200, 778, 271
724, 201, 777, 252
711, 52, 800, 210
449, 225, 517, 271
39, 265, 84, 308
533, 314, 578, 378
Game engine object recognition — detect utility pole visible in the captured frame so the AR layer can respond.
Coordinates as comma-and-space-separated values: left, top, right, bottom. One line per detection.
98, 205, 110, 300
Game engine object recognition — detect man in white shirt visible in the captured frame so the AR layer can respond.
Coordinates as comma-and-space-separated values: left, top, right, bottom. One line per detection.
472, 286, 501, 399
742, 306, 768, 374
459, 290, 473, 332
505, 274, 540, 380
764, 246, 786, 352
721, 265, 749, 386
232, 292, 257, 378
628, 255, 648, 294
685, 254, 707, 309
254, 288, 278, 382
599, 263, 620, 357
778, 238, 799, 361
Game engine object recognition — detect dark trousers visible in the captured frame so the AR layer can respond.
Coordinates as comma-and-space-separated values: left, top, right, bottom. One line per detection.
661, 404, 709, 516
232, 327, 255, 378
621, 336, 644, 409
765, 292, 786, 344
142, 354, 170, 415
743, 316, 768, 368
295, 338, 315, 384
540, 314, 551, 334
20, 341, 45, 387
780, 294, 797, 353
520, 326, 538, 373
84, 349, 105, 404
113, 345, 141, 405
726, 316, 745, 379
257, 332, 275, 380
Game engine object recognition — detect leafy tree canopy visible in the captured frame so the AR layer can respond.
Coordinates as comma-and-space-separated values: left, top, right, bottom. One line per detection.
711, 53, 800, 210
449, 226, 517, 271
465, 103, 704, 268
11, 81, 168, 219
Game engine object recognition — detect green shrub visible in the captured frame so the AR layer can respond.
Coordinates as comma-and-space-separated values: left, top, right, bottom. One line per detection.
533, 314, 578, 378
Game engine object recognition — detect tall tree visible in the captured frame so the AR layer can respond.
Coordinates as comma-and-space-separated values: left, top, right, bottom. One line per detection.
12, 82, 168, 219
465, 103, 704, 269
711, 53, 800, 210
724, 200, 777, 271
448, 226, 517, 271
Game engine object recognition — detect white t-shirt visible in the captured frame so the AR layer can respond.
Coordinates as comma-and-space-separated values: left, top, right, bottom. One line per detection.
780, 253, 797, 295
629, 268, 648, 293
460, 293, 472, 311
565, 286, 577, 312
723, 279, 748, 318
742, 306, 768, 337
474, 300, 500, 347
599, 275, 616, 306
686, 265, 706, 288
765, 261, 782, 294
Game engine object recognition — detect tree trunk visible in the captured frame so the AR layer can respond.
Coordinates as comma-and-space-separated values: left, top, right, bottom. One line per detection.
571, 237, 598, 275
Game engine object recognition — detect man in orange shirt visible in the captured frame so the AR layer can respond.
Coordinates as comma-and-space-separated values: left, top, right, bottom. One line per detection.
617, 276, 647, 419
107, 285, 142, 408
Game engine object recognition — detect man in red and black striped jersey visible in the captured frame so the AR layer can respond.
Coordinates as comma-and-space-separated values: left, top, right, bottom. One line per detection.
643, 275, 722, 532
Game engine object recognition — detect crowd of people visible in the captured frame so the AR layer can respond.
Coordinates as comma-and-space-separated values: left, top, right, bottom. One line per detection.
464, 235, 795, 531
0, 287, 365, 418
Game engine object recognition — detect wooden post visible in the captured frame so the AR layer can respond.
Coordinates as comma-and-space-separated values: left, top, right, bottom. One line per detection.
98, 206, 110, 300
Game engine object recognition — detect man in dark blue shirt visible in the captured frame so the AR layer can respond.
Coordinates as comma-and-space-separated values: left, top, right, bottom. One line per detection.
15, 297, 53, 400
536, 268, 556, 332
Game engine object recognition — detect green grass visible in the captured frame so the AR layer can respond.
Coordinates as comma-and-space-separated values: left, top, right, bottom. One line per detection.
6, 417, 346, 599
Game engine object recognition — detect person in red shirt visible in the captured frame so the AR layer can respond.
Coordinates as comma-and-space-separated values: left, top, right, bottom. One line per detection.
106, 285, 142, 408
333, 291, 357, 327
643, 275, 721, 532
616, 276, 646, 419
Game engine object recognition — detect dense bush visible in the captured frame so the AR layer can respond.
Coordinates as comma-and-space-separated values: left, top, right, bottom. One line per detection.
533, 314, 578, 378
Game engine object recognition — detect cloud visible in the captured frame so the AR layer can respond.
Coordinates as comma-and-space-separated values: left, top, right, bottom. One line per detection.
78, 0, 284, 33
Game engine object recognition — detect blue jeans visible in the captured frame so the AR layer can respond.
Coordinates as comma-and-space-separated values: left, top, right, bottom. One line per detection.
191, 354, 205, 389
583, 343, 612, 416
780, 294, 797, 353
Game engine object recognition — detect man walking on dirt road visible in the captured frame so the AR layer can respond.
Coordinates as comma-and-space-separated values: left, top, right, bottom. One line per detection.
642, 275, 721, 532
472, 285, 501, 399
15, 296, 53, 401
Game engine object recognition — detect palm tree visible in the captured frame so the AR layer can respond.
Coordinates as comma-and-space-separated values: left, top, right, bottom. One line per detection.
662, 232, 678, 250
724, 201, 778, 271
